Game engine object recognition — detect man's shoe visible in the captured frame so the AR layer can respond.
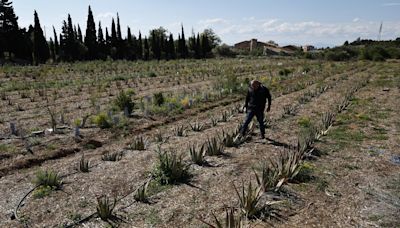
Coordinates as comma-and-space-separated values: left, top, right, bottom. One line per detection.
260, 134, 265, 139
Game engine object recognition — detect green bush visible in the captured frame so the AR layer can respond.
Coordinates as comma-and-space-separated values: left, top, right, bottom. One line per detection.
92, 113, 111, 129
114, 90, 135, 115
152, 148, 190, 185
153, 92, 165, 106
279, 68, 292, 76
213, 44, 237, 57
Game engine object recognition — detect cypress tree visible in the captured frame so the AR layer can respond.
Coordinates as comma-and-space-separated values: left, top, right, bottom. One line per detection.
126, 26, 132, 60
0, 0, 25, 59
110, 18, 117, 58
168, 33, 175, 60
143, 36, 149, 60
33, 10, 50, 64
196, 33, 201, 59
53, 26, 59, 58
97, 22, 106, 59
116, 13, 122, 41
132, 35, 138, 60
201, 33, 211, 58
137, 31, 143, 60
49, 37, 55, 61
77, 24, 83, 43
84, 6, 97, 59
73, 25, 77, 40
181, 25, 188, 58
111, 18, 117, 46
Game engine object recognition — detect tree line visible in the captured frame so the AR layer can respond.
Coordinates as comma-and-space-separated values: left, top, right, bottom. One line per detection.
0, 1, 221, 65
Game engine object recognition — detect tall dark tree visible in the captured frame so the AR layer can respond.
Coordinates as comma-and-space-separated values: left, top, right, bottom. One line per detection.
115, 14, 125, 59
116, 13, 122, 41
195, 33, 201, 58
126, 26, 135, 60
97, 22, 107, 59
180, 25, 188, 58
143, 36, 149, 60
77, 24, 83, 43
167, 33, 175, 60
60, 14, 79, 61
201, 33, 211, 58
49, 37, 55, 61
0, 0, 28, 60
53, 26, 59, 58
33, 10, 50, 64
137, 31, 143, 59
84, 6, 97, 59
110, 18, 117, 58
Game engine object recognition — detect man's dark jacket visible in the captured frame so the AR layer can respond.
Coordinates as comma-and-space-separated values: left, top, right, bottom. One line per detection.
244, 85, 271, 112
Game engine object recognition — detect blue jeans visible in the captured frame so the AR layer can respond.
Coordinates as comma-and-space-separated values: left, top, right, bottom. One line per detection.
240, 109, 265, 135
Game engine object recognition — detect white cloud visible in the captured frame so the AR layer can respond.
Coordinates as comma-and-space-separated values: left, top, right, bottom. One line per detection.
206, 17, 400, 46
95, 12, 116, 20
382, 2, 400, 6
198, 18, 229, 26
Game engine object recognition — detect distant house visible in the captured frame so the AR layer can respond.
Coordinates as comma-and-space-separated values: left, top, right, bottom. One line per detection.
234, 39, 300, 56
302, 45, 315, 52
234, 39, 267, 51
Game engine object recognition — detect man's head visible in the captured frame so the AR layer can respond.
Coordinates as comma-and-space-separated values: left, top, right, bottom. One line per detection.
250, 80, 261, 90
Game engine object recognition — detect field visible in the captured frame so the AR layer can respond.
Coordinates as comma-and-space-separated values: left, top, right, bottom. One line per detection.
0, 58, 399, 227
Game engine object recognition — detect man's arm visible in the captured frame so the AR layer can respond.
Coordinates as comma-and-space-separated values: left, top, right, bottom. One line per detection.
266, 87, 272, 112
244, 89, 250, 110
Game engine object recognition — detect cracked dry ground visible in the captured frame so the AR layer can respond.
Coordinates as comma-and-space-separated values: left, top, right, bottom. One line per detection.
1, 61, 399, 227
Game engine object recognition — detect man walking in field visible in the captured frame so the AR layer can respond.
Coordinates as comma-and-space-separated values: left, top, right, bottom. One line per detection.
239, 80, 271, 139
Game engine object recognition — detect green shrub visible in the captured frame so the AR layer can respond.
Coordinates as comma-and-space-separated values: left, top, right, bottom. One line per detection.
92, 113, 111, 129
153, 148, 190, 185
96, 195, 116, 221
114, 91, 135, 115
279, 68, 292, 76
153, 92, 165, 106
189, 144, 205, 166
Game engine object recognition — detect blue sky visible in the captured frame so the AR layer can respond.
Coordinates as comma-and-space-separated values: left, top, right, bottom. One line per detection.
13, 0, 400, 47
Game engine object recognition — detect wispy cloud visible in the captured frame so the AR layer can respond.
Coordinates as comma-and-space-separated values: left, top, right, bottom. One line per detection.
200, 16, 400, 46
95, 12, 116, 20
382, 2, 400, 6
198, 18, 228, 26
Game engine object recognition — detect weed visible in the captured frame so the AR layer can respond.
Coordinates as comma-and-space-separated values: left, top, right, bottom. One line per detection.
96, 195, 116, 221
297, 116, 311, 128
201, 208, 245, 228
221, 130, 237, 148
92, 113, 112, 129
153, 148, 190, 185
130, 136, 146, 150
189, 144, 205, 166
153, 92, 165, 106
205, 137, 224, 156
114, 90, 135, 115
78, 154, 90, 173
33, 169, 62, 189
101, 151, 122, 161
190, 121, 204, 132
271, 149, 303, 189
283, 105, 297, 117
210, 117, 218, 126
33, 185, 55, 198
253, 161, 279, 192
321, 112, 335, 135
173, 125, 186, 137
134, 181, 149, 203
220, 111, 230, 122
233, 181, 262, 219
